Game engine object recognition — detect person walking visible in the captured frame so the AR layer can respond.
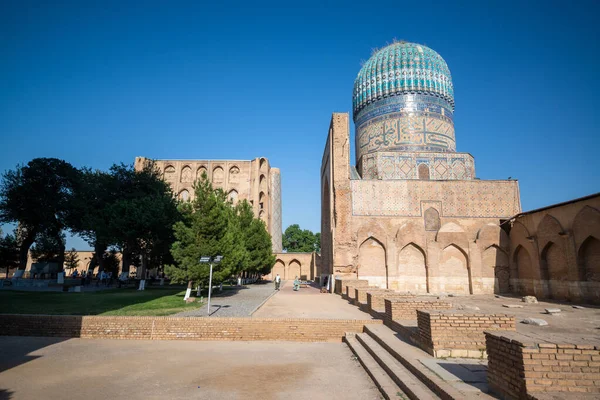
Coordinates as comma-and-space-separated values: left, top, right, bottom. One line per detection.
275, 274, 281, 290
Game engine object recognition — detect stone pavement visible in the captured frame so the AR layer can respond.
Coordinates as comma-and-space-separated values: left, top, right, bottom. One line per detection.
252, 282, 375, 319
175, 281, 278, 317
0, 337, 381, 400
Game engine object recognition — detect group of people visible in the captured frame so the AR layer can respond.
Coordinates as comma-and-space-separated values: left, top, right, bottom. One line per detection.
70, 269, 113, 287
71, 269, 93, 286
274, 274, 302, 291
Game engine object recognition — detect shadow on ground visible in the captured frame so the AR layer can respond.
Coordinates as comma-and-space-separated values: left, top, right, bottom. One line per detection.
0, 388, 15, 400
0, 337, 68, 374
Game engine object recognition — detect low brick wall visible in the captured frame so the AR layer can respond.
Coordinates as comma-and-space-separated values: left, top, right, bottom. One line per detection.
366, 292, 413, 313
384, 298, 452, 323
486, 331, 600, 399
335, 279, 369, 295
354, 287, 385, 307
344, 281, 371, 300
0, 315, 382, 342
417, 310, 515, 358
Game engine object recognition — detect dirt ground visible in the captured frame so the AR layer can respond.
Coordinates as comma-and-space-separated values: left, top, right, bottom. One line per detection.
253, 282, 375, 320
0, 337, 381, 400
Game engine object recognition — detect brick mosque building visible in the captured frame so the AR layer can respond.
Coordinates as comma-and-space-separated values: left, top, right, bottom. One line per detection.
135, 156, 283, 253
320, 41, 600, 302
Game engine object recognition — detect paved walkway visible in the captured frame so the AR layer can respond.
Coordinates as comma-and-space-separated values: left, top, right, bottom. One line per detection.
175, 282, 277, 317
253, 282, 375, 320
0, 337, 380, 400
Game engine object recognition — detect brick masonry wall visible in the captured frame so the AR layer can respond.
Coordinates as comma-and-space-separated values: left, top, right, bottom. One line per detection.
354, 286, 382, 305
366, 292, 414, 312
335, 279, 369, 294
417, 310, 515, 358
0, 315, 382, 343
384, 298, 453, 323
486, 331, 600, 399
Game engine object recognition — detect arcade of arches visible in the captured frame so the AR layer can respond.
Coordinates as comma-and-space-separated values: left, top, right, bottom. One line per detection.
266, 253, 320, 281
321, 114, 600, 304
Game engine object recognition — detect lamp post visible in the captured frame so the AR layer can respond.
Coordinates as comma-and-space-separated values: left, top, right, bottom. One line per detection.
200, 255, 222, 316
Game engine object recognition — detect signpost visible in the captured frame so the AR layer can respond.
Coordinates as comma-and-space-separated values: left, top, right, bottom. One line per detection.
200, 256, 222, 316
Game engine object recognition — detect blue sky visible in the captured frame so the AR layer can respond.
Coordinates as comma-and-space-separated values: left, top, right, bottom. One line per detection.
1, 0, 599, 250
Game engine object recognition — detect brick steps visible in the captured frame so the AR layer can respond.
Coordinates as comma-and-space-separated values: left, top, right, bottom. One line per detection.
355, 332, 440, 400
344, 333, 407, 400
363, 324, 494, 400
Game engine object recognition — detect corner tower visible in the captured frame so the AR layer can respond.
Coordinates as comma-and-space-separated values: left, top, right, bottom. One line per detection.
353, 41, 474, 180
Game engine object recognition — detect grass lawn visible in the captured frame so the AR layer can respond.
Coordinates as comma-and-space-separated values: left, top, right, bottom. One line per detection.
0, 288, 203, 316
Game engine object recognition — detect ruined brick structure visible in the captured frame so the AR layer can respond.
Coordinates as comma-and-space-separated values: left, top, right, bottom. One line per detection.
505, 193, 600, 303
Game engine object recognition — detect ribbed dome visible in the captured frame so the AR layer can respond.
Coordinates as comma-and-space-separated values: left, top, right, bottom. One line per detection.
353, 42, 454, 119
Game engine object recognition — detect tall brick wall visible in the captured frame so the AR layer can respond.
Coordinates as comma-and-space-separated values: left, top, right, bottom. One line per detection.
417, 310, 515, 358
0, 315, 382, 342
486, 331, 600, 399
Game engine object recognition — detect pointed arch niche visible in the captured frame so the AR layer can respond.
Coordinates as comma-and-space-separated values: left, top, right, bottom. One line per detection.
358, 237, 387, 288
439, 244, 470, 294
397, 243, 427, 293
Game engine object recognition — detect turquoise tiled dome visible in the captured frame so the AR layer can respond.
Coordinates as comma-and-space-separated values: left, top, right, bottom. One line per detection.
353, 42, 454, 118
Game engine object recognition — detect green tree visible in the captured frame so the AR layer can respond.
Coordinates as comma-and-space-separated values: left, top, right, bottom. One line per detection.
282, 224, 320, 253
108, 163, 181, 284
235, 200, 275, 276
64, 248, 80, 273
102, 249, 121, 277
69, 168, 117, 274
0, 229, 19, 278
70, 163, 180, 282
166, 174, 246, 289
30, 228, 66, 265
0, 158, 79, 270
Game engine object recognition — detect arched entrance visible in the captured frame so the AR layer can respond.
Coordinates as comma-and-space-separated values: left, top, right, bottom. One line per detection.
358, 237, 387, 288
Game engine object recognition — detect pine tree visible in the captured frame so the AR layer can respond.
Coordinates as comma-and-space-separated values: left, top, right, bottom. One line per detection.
236, 200, 275, 275
166, 174, 247, 287
64, 248, 80, 273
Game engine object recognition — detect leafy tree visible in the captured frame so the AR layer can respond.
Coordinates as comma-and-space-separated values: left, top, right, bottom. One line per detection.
102, 250, 120, 277
30, 229, 66, 265
0, 229, 19, 278
69, 168, 117, 274
108, 163, 180, 284
166, 174, 246, 289
282, 224, 320, 253
64, 248, 80, 273
0, 158, 78, 270
70, 163, 180, 282
236, 200, 275, 275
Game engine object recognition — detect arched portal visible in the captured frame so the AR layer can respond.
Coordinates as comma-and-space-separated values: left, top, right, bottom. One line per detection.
272, 260, 285, 280
288, 259, 301, 280
482, 245, 509, 294
579, 236, 600, 281
358, 237, 387, 288
513, 245, 535, 295
178, 189, 190, 202
439, 245, 470, 294
397, 243, 427, 293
